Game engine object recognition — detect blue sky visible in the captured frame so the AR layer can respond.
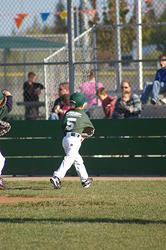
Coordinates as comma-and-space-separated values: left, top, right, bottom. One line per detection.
0, 0, 59, 35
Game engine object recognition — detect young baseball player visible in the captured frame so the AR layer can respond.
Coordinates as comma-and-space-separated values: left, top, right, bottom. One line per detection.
50, 92, 94, 189
0, 90, 13, 189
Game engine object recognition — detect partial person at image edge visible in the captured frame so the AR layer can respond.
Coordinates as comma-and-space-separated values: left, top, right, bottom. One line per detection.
0, 89, 13, 189
141, 54, 166, 105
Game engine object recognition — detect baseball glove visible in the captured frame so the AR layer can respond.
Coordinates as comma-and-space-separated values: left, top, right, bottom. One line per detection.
0, 120, 11, 137
81, 127, 95, 138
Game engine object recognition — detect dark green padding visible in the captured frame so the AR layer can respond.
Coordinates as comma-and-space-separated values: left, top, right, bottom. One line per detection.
3, 157, 166, 176
1, 139, 63, 156
2, 137, 166, 156
6, 119, 166, 137
2, 119, 166, 176
81, 137, 166, 155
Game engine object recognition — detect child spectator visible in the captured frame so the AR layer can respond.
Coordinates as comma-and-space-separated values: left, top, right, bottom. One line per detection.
96, 88, 117, 118
50, 94, 70, 120
49, 82, 69, 120
141, 54, 166, 105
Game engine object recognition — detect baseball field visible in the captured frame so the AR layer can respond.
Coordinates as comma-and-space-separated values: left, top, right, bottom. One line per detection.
0, 177, 166, 250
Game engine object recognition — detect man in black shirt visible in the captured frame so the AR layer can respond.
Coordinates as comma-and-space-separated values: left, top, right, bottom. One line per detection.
23, 72, 44, 120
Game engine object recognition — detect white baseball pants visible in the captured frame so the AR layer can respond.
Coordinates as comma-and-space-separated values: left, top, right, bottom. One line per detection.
53, 134, 88, 181
0, 152, 5, 176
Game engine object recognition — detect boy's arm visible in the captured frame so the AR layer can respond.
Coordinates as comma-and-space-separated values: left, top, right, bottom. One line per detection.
3, 90, 13, 113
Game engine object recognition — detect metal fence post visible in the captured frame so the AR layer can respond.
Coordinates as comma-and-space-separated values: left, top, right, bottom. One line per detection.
67, 0, 75, 94
3, 49, 7, 88
92, 26, 98, 87
115, 0, 122, 92
136, 0, 143, 90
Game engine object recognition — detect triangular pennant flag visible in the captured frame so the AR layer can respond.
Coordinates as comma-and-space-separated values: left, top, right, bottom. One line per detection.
88, 9, 96, 18
14, 13, 28, 29
14, 15, 24, 29
59, 11, 67, 20
40, 12, 50, 22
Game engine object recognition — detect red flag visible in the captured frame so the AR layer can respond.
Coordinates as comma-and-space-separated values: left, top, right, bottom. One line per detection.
14, 12, 28, 29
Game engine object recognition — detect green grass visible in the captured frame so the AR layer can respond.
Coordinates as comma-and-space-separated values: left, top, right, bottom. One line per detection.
0, 180, 166, 250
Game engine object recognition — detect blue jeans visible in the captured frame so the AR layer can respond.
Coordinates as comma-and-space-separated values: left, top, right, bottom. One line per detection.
141, 81, 166, 104
49, 112, 59, 120
152, 81, 166, 102
141, 82, 153, 104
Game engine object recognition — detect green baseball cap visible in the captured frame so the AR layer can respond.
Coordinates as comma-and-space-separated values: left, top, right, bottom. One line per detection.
0, 91, 4, 100
70, 92, 85, 107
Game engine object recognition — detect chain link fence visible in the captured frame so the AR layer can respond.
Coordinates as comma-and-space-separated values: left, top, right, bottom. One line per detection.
0, 0, 166, 119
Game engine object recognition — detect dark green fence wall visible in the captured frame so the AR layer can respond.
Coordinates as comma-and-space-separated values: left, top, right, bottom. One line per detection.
1, 119, 166, 176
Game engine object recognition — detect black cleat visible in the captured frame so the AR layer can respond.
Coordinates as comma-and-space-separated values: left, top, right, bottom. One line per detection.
50, 176, 61, 189
82, 178, 93, 188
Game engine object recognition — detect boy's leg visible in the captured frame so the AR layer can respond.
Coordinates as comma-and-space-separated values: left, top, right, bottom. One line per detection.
74, 154, 88, 181
74, 154, 93, 188
141, 82, 153, 104
51, 137, 81, 189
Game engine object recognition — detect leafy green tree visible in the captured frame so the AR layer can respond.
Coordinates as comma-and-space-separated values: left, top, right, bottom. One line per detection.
25, 17, 43, 35
51, 0, 67, 34
142, 1, 156, 46
150, 9, 166, 52
92, 0, 135, 60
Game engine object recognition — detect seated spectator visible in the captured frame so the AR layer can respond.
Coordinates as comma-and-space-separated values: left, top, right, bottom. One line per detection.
113, 81, 142, 119
23, 72, 44, 120
79, 69, 103, 107
141, 54, 166, 105
52, 94, 70, 120
49, 82, 69, 120
96, 87, 117, 119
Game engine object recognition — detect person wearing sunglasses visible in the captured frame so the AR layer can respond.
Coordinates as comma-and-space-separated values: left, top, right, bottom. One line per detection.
49, 82, 69, 120
141, 54, 166, 105
113, 81, 142, 119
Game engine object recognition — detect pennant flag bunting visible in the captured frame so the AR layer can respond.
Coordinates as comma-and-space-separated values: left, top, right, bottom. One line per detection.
59, 10, 67, 20
40, 12, 50, 22
11, 8, 100, 29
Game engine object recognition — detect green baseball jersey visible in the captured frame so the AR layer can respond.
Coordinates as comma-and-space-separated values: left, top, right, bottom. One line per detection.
63, 109, 94, 134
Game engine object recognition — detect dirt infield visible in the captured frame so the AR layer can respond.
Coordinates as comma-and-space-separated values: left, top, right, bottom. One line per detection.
3, 176, 166, 181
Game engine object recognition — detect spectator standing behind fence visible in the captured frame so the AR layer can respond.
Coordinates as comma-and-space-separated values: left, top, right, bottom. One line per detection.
113, 81, 142, 119
141, 54, 166, 105
23, 72, 44, 120
49, 82, 69, 120
79, 70, 103, 107
96, 87, 117, 118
